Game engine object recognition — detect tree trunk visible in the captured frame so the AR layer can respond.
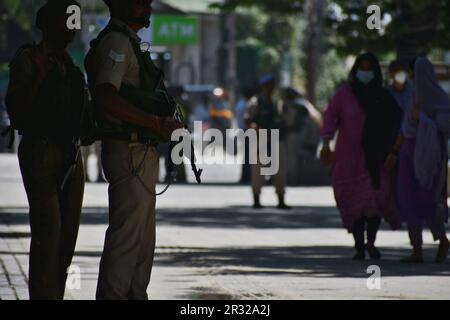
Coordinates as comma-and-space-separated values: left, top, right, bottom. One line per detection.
226, 9, 238, 107
304, 0, 326, 106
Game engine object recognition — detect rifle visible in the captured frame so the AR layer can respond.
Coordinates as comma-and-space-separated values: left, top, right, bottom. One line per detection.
172, 102, 203, 184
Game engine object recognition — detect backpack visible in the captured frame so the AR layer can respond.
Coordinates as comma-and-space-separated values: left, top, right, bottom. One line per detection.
5, 43, 88, 146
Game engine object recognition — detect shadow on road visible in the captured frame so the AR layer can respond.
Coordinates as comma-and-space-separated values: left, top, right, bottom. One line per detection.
152, 245, 450, 278
0, 231, 31, 238
6, 206, 449, 230
48, 245, 450, 279
1, 206, 344, 229
156, 206, 344, 229
3, 244, 447, 280
2, 207, 450, 281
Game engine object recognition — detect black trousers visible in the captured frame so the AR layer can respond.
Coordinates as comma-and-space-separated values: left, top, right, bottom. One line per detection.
351, 217, 382, 251
18, 136, 84, 299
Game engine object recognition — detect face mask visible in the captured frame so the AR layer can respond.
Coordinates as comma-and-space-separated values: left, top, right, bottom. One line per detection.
394, 71, 407, 85
356, 70, 374, 84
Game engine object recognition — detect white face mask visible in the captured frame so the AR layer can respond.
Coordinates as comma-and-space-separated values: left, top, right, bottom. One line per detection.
394, 71, 407, 85
356, 70, 374, 84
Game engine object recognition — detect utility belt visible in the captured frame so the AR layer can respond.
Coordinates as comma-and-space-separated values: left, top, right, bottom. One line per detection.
21, 132, 77, 146
2, 127, 76, 149
100, 131, 158, 146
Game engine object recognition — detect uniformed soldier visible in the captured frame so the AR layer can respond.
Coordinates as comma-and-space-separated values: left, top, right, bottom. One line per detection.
85, 0, 183, 300
244, 75, 290, 209
5, 0, 86, 299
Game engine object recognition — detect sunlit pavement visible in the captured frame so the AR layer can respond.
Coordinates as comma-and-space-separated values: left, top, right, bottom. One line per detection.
1, 153, 450, 300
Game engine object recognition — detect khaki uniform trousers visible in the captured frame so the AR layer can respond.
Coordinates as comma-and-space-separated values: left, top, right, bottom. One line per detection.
96, 139, 159, 300
251, 140, 287, 196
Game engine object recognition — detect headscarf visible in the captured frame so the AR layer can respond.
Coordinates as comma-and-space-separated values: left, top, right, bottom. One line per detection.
350, 52, 402, 189
402, 57, 450, 207
414, 57, 450, 117
403, 57, 450, 139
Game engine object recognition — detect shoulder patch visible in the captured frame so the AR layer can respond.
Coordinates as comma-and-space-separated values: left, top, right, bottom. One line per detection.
109, 49, 126, 63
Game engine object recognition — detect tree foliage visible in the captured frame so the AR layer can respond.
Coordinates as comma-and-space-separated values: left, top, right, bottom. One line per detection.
213, 0, 450, 58
0, 0, 46, 32
234, 8, 299, 84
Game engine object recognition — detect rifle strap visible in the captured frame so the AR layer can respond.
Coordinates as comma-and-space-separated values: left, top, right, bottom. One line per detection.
108, 142, 176, 197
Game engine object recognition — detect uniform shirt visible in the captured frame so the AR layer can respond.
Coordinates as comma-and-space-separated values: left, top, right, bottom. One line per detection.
8, 42, 73, 99
244, 95, 286, 140
85, 18, 144, 127
7, 42, 79, 132
244, 95, 278, 129
85, 18, 141, 91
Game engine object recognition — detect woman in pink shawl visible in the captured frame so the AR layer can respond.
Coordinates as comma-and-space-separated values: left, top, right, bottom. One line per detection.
395, 57, 450, 263
320, 53, 402, 260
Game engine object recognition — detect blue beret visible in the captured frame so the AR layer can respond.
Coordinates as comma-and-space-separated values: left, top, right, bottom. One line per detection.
259, 75, 275, 85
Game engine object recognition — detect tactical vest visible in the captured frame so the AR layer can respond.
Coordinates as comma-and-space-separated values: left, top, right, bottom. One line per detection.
86, 25, 176, 144
255, 96, 277, 130
9, 45, 86, 143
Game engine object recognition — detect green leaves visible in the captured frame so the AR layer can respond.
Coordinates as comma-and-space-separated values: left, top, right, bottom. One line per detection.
0, 0, 46, 31
211, 0, 304, 14
213, 0, 450, 56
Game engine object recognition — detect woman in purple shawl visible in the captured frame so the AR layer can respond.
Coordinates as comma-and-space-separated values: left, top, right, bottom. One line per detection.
395, 57, 450, 263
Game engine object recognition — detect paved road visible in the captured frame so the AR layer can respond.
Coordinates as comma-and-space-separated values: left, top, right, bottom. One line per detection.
1, 154, 450, 300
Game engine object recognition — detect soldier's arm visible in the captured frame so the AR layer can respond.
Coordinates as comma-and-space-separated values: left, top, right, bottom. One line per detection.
94, 83, 181, 138
92, 34, 182, 138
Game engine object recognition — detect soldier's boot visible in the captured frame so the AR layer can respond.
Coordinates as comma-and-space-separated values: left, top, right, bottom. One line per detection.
253, 194, 263, 209
276, 194, 291, 210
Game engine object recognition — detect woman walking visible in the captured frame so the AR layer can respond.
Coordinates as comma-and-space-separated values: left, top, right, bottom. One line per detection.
320, 52, 402, 260
397, 57, 450, 263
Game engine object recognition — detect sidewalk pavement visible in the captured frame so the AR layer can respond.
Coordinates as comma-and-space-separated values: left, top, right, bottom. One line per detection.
1, 154, 450, 300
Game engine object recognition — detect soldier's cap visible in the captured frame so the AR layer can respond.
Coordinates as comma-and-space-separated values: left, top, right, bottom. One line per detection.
36, 0, 80, 31
259, 74, 276, 86
103, 0, 121, 7
103, 0, 130, 12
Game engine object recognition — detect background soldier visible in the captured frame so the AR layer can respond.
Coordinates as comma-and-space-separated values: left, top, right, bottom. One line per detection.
5, 0, 86, 300
245, 75, 290, 209
85, 0, 182, 300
